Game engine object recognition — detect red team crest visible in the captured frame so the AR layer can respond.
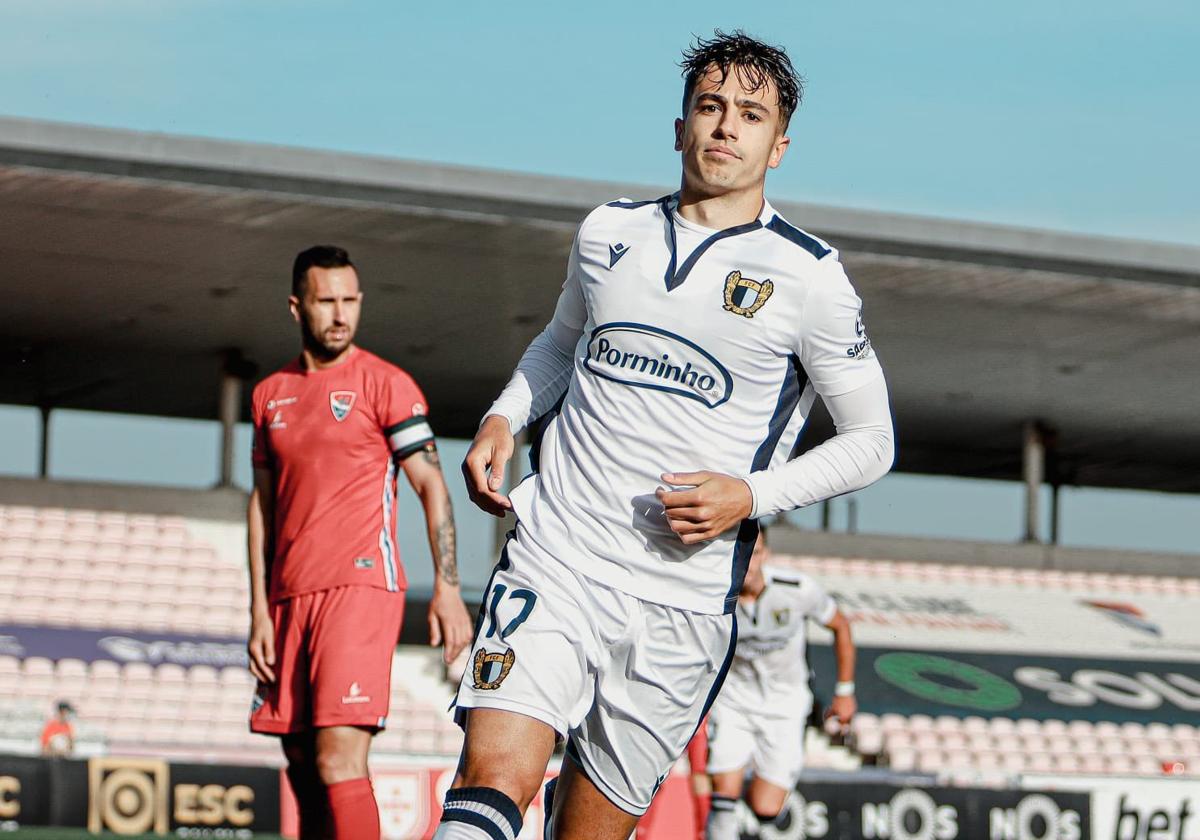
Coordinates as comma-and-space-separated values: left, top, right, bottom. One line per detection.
329, 390, 357, 422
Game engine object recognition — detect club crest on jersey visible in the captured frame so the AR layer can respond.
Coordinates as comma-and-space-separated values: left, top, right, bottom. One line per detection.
722, 270, 774, 318
329, 390, 357, 422
472, 648, 516, 690
772, 608, 791, 626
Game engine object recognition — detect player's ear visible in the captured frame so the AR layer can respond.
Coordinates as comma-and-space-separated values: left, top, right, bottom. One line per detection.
674, 117, 685, 152
288, 295, 301, 323
767, 133, 790, 170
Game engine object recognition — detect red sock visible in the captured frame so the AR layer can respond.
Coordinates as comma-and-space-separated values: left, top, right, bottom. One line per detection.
325, 777, 380, 840
693, 792, 711, 840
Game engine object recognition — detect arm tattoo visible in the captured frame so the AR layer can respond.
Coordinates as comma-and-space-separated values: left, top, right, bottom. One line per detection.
422, 446, 440, 465
435, 501, 458, 585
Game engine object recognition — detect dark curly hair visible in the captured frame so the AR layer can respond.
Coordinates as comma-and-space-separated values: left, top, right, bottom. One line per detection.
679, 30, 804, 129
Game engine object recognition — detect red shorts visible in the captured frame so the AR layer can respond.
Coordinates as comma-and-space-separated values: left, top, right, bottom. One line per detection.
250, 585, 405, 734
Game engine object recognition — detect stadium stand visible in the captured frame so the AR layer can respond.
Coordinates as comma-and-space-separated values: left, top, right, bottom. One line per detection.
0, 502, 464, 763
2, 498, 1196, 786
775, 553, 1200, 785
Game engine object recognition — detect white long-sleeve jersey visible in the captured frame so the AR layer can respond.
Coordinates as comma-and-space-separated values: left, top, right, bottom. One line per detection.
488, 194, 894, 614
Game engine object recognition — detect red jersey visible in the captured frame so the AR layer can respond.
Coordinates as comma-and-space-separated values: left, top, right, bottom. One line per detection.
251, 347, 434, 602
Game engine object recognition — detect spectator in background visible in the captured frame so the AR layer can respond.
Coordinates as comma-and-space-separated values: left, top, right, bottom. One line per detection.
40, 700, 75, 756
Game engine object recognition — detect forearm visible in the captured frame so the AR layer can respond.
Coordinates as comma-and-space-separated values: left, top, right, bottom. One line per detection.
246, 489, 272, 615
486, 323, 577, 434
746, 375, 894, 517
833, 625, 856, 684
419, 477, 459, 590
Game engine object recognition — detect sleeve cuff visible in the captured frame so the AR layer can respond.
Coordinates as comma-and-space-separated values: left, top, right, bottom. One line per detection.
741, 476, 761, 519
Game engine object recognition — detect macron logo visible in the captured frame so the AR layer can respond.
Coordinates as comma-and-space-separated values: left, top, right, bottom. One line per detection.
608, 243, 630, 268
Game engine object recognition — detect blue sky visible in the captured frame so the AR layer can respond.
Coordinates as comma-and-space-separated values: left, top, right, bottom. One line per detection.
0, 1, 1196, 583
1, 0, 1196, 242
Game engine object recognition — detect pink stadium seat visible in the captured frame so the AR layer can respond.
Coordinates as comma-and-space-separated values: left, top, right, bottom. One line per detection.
1132, 755, 1163, 776
1027, 752, 1054, 773
915, 749, 944, 773
914, 731, 940, 752
940, 732, 968, 751
1098, 736, 1126, 756
1015, 718, 1041, 737
1094, 721, 1122, 739
1040, 718, 1067, 736
1121, 721, 1147, 740
1105, 755, 1135, 774
988, 717, 1016, 736
966, 733, 993, 753
886, 747, 916, 772
961, 715, 989, 735
1054, 754, 1082, 774
907, 713, 934, 732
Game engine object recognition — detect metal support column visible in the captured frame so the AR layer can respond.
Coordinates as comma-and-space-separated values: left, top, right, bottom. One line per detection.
38, 405, 51, 478
217, 366, 241, 488
1022, 421, 1044, 543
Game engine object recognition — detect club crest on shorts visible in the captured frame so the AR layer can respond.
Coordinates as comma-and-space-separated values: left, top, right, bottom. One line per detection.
472, 648, 516, 690
722, 270, 773, 318
329, 390, 357, 422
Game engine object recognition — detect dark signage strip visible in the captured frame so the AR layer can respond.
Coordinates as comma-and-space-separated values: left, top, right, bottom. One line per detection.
809, 646, 1200, 724
0, 754, 280, 834
746, 783, 1090, 840
0, 623, 247, 667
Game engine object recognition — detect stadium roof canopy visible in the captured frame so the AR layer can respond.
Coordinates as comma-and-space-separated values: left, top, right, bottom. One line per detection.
1, 116, 1198, 492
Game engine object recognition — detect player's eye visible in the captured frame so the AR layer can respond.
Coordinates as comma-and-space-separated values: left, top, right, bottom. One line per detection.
744, 112, 762, 122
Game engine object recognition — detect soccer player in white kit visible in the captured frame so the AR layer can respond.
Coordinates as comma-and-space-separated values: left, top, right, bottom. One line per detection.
441, 31, 895, 840
705, 528, 856, 840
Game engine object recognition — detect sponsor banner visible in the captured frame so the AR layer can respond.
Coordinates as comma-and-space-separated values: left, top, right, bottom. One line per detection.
0, 754, 279, 835
0, 755, 52, 829
1024, 775, 1198, 840
0, 623, 247, 667
799, 573, 1200, 662
370, 766, 556, 840
810, 646, 1200, 723
724, 783, 1089, 840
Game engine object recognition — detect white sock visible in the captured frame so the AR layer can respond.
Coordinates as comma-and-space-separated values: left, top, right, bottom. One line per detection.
706, 794, 740, 840
435, 787, 523, 840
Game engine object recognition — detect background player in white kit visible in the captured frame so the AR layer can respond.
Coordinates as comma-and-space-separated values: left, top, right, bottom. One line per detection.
440, 31, 895, 840
705, 528, 856, 840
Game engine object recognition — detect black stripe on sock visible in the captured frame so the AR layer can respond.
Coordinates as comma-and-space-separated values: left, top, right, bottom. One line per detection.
444, 787, 523, 837
441, 808, 507, 840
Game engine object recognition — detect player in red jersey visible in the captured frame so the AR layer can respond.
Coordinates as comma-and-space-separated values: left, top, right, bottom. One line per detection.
247, 245, 473, 840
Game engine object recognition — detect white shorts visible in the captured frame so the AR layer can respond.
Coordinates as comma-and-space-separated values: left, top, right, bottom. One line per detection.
453, 527, 736, 815
706, 694, 811, 789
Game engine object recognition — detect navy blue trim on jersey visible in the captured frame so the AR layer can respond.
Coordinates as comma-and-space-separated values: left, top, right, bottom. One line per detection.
606, 196, 670, 209
528, 393, 567, 473
689, 613, 738, 737
664, 214, 764, 292
724, 519, 758, 612
766, 215, 832, 260
751, 355, 806, 472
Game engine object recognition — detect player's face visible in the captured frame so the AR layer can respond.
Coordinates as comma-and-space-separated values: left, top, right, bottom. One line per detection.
289, 266, 362, 360
674, 64, 790, 199
741, 532, 770, 594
